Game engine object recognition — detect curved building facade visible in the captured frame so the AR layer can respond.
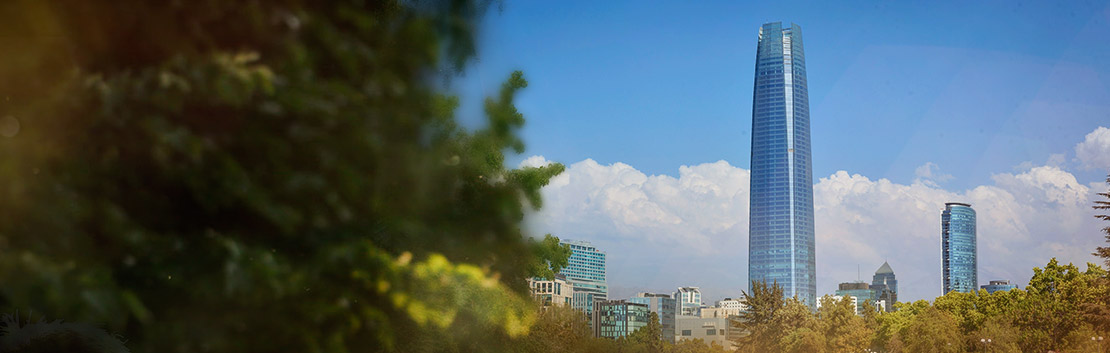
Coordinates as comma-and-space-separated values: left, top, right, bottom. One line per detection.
941, 203, 977, 294
748, 22, 816, 308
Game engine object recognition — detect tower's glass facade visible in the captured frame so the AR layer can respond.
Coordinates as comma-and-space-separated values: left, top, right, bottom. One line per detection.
748, 22, 816, 308
560, 240, 608, 319
593, 300, 650, 339
942, 203, 977, 294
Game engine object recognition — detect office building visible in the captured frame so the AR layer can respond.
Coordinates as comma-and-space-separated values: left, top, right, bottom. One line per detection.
748, 21, 817, 308
560, 240, 608, 319
527, 273, 573, 307
715, 298, 748, 317
631, 293, 677, 343
981, 280, 1018, 294
870, 262, 898, 312
676, 316, 735, 350
834, 282, 873, 315
942, 203, 977, 294
674, 287, 702, 316
593, 300, 650, 339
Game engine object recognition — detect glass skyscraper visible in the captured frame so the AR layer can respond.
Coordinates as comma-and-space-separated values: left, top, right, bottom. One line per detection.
748, 22, 816, 307
942, 202, 977, 294
870, 262, 898, 312
560, 240, 608, 319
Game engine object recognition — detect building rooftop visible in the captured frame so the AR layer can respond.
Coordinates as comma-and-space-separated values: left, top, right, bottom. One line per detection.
875, 261, 894, 275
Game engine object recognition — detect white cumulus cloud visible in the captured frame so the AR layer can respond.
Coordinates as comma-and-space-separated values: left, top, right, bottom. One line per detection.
525, 156, 1106, 303
1076, 126, 1110, 170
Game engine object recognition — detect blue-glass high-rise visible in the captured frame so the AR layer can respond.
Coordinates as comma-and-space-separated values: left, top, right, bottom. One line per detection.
560, 240, 608, 319
748, 22, 816, 308
942, 203, 977, 294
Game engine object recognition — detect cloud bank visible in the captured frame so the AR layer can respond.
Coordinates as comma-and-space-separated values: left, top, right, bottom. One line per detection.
524, 127, 1108, 303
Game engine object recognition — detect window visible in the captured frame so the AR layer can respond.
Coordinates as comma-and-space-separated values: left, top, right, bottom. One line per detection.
681, 330, 692, 336
707, 329, 716, 335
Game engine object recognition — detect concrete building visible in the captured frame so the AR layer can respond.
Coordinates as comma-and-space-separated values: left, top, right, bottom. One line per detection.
981, 280, 1018, 294
631, 293, 677, 343
699, 298, 747, 318
527, 273, 573, 307
674, 287, 703, 317
593, 300, 650, 339
715, 298, 748, 317
676, 316, 735, 350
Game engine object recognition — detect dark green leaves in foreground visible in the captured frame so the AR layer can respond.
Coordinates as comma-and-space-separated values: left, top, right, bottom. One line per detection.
0, 1, 568, 352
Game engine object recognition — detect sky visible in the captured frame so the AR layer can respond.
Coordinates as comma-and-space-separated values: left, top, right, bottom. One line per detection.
451, 1, 1110, 303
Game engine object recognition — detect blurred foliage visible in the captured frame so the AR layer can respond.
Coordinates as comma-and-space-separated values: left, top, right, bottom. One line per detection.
0, 0, 572, 352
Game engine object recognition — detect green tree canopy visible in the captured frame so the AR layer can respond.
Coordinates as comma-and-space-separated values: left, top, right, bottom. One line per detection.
0, 1, 567, 352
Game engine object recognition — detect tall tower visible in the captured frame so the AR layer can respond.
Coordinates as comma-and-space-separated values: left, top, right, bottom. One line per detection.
748, 22, 816, 308
942, 203, 977, 294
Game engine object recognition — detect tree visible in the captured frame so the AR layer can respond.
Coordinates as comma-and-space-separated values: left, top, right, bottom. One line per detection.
529, 234, 572, 280
733, 280, 786, 352
968, 315, 1021, 353
1087, 174, 1110, 334
630, 311, 664, 352
667, 339, 729, 353
874, 300, 930, 351
897, 307, 963, 353
0, 1, 566, 352
1016, 259, 1106, 352
1094, 174, 1110, 265
817, 295, 871, 353
515, 305, 594, 353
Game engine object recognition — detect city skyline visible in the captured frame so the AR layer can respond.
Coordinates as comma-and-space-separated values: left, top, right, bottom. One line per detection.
482, 2, 1110, 303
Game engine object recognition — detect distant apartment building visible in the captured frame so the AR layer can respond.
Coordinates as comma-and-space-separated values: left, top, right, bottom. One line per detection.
527, 274, 573, 307
593, 300, 650, 339
834, 282, 873, 315
701, 298, 747, 318
674, 287, 702, 316
675, 316, 735, 350
870, 262, 898, 312
981, 280, 1018, 294
560, 240, 608, 320
631, 293, 677, 343
715, 298, 748, 317
942, 202, 977, 294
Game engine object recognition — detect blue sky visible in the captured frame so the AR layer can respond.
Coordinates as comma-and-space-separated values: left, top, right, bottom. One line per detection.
453, 1, 1110, 302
